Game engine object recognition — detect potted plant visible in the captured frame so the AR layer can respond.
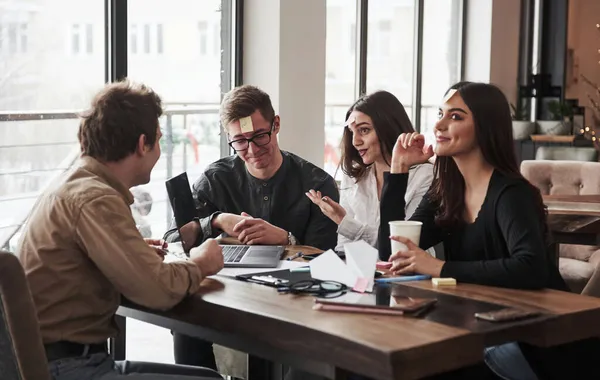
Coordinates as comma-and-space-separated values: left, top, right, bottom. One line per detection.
537, 100, 573, 135
510, 103, 535, 140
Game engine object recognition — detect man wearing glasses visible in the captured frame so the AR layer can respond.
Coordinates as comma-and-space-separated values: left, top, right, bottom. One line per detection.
164, 85, 339, 369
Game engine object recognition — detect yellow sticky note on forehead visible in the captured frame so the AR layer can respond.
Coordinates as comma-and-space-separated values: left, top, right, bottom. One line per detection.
239, 116, 254, 133
442, 89, 458, 103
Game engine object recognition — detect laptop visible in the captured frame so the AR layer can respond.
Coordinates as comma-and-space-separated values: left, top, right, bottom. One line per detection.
165, 172, 284, 268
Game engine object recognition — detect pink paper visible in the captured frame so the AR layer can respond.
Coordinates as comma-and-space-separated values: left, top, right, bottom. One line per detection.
376, 261, 393, 269
353, 277, 369, 293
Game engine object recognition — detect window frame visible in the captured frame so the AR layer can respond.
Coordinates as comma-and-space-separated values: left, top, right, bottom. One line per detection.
350, 0, 465, 132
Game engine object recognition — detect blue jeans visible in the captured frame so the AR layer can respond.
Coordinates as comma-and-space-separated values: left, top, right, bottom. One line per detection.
48, 352, 222, 380
484, 342, 538, 380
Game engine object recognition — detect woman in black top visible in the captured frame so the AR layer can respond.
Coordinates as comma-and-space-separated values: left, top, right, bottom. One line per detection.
378, 82, 598, 380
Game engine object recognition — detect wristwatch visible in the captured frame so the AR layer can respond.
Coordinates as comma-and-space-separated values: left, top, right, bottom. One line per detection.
287, 231, 297, 246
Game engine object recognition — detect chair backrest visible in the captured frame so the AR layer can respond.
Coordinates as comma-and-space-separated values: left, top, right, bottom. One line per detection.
0, 251, 51, 380
535, 146, 598, 162
520, 160, 600, 196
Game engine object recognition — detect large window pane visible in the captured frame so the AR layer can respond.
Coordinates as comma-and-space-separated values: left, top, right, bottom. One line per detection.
420, 0, 462, 135
324, 0, 357, 177
127, 0, 227, 241
366, 0, 416, 117
0, 0, 105, 251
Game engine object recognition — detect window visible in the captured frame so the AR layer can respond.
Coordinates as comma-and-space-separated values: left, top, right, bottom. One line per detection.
0, 22, 28, 54
143, 24, 150, 54
420, 0, 463, 135
70, 24, 94, 55
198, 21, 208, 55
8, 23, 17, 54
213, 23, 220, 56
71, 24, 80, 54
130, 24, 138, 54
20, 24, 27, 53
128, 0, 231, 256
367, 1, 415, 113
0, 1, 105, 253
349, 23, 356, 54
324, 0, 357, 178
85, 24, 93, 54
156, 24, 163, 54
324, 0, 464, 169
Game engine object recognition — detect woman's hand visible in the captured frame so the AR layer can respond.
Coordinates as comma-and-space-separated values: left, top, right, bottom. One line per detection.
391, 132, 434, 173
389, 236, 444, 277
305, 189, 346, 225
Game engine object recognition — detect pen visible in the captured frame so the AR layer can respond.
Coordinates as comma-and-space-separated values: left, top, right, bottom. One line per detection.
286, 251, 304, 261
289, 267, 310, 273
375, 275, 431, 283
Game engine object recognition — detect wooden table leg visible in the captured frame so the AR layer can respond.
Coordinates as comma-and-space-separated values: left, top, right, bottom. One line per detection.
247, 355, 283, 380
109, 315, 127, 361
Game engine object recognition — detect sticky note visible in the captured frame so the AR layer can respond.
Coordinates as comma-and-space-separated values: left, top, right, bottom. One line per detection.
353, 277, 369, 293
343, 115, 356, 127
442, 89, 457, 103
432, 277, 456, 286
376, 261, 393, 270
239, 116, 254, 133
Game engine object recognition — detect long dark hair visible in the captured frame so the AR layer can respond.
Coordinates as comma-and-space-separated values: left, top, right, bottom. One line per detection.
340, 90, 414, 182
430, 82, 547, 229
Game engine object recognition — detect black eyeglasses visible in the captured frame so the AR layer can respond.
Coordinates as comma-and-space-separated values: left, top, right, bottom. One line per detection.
277, 280, 347, 298
228, 123, 274, 152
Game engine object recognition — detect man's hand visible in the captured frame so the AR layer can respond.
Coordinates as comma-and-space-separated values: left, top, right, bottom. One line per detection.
179, 220, 200, 253
391, 132, 434, 173
388, 236, 444, 277
144, 238, 168, 259
305, 189, 346, 225
212, 213, 251, 238
190, 239, 224, 276
233, 212, 288, 245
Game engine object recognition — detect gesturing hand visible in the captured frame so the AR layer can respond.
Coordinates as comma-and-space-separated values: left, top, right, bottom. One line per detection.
305, 189, 346, 225
391, 132, 434, 173
233, 212, 288, 245
190, 238, 224, 276
388, 236, 443, 277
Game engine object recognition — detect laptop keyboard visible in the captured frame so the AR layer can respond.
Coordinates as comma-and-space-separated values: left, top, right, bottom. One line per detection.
222, 245, 250, 263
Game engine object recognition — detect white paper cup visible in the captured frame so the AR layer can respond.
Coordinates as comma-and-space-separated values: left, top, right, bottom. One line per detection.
389, 221, 422, 254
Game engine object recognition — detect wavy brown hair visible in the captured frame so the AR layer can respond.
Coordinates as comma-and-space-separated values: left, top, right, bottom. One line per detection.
340, 91, 414, 182
78, 80, 163, 162
429, 82, 547, 230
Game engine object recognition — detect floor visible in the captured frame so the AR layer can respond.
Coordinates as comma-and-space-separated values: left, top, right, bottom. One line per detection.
126, 319, 175, 363
125, 319, 244, 379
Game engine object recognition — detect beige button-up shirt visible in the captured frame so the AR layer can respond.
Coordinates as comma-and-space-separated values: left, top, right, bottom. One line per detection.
18, 157, 204, 344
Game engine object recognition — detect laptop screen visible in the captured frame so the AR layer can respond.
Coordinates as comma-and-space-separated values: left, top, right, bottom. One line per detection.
165, 172, 197, 253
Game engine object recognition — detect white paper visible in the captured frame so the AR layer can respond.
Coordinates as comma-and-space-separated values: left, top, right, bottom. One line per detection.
309, 249, 357, 288
344, 240, 378, 292
216, 260, 307, 278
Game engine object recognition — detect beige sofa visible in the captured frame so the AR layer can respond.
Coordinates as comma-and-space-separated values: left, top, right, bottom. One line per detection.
521, 160, 600, 294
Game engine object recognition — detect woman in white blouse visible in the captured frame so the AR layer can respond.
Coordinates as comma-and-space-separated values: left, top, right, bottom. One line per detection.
307, 91, 434, 252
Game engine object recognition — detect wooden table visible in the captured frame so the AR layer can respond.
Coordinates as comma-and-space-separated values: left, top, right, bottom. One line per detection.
114, 246, 600, 380
545, 195, 600, 246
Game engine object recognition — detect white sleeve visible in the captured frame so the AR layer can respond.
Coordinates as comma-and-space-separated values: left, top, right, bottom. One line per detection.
335, 173, 378, 250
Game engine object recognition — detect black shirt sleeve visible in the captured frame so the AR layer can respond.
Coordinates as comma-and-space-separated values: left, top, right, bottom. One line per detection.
441, 184, 549, 289
378, 172, 443, 260
302, 176, 339, 250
